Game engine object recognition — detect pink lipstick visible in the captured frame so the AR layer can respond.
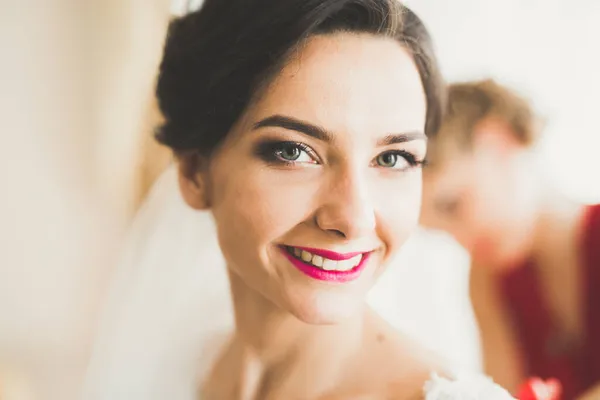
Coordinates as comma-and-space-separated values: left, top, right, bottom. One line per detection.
280, 246, 371, 283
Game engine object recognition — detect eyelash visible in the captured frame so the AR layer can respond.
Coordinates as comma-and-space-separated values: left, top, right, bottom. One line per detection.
377, 150, 423, 169
254, 140, 319, 165
253, 140, 425, 169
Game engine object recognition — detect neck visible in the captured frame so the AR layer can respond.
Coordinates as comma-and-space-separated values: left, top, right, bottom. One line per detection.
226, 270, 365, 395
529, 179, 585, 265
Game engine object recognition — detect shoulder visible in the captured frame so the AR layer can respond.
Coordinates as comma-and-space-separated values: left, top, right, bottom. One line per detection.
580, 204, 600, 277
360, 311, 449, 399
586, 203, 600, 221
583, 203, 600, 245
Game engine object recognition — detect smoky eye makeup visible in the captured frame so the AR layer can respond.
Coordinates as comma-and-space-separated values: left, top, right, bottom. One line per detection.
251, 134, 426, 171
252, 139, 320, 166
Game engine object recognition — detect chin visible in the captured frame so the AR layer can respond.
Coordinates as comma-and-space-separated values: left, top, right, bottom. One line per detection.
481, 245, 528, 271
500, 248, 529, 269
285, 289, 366, 325
494, 225, 536, 269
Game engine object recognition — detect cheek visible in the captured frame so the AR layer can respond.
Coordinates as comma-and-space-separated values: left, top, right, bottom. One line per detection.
210, 166, 319, 259
374, 171, 422, 249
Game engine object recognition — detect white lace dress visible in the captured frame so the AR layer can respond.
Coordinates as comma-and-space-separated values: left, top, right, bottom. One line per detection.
424, 373, 515, 399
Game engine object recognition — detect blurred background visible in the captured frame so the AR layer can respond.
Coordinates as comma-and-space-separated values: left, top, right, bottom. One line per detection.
1, 0, 599, 399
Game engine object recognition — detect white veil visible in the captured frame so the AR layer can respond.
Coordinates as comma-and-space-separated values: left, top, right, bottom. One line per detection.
82, 165, 480, 400
82, 165, 233, 400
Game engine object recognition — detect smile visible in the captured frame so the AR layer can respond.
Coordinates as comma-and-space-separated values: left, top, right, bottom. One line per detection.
281, 246, 371, 283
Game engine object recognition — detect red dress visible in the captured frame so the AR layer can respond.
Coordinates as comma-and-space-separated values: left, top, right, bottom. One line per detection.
499, 204, 600, 399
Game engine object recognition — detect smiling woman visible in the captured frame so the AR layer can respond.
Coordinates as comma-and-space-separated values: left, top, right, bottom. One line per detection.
150, 0, 449, 398
177, 32, 431, 329
120, 0, 452, 398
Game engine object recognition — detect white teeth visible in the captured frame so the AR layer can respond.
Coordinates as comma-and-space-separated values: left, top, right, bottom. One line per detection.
312, 255, 324, 267
349, 254, 362, 266
289, 247, 364, 272
301, 250, 312, 262
337, 259, 354, 271
322, 258, 337, 271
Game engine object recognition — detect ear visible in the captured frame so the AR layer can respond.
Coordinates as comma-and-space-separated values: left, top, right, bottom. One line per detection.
472, 117, 521, 157
177, 152, 211, 210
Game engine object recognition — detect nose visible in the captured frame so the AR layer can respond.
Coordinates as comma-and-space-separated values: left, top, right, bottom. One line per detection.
314, 167, 376, 240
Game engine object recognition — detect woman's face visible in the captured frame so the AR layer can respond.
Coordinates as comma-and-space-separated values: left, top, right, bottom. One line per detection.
180, 33, 427, 324
421, 120, 539, 269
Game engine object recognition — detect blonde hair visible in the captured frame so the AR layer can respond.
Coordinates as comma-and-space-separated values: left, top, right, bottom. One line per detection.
428, 79, 540, 165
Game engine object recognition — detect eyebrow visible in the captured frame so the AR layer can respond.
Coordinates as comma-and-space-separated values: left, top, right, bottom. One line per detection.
253, 115, 333, 142
252, 114, 426, 145
376, 131, 427, 146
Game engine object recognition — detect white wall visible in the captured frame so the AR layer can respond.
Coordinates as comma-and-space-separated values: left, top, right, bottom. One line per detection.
406, 0, 600, 203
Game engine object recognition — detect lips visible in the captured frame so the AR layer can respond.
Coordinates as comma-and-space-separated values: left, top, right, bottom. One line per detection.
293, 246, 364, 261
281, 245, 371, 283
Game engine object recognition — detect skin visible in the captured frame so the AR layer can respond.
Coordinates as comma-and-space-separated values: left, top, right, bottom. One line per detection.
178, 33, 443, 399
421, 117, 591, 396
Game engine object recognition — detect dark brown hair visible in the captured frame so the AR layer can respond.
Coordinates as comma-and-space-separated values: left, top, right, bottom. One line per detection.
155, 0, 445, 155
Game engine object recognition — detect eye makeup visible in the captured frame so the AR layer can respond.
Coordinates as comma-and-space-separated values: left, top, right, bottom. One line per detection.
253, 139, 319, 166
252, 138, 426, 171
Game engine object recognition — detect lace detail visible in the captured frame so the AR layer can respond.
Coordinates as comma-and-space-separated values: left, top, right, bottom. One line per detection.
424, 373, 515, 400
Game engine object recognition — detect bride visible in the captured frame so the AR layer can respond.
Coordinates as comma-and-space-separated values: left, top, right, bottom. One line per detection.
84, 0, 520, 399
155, 0, 445, 398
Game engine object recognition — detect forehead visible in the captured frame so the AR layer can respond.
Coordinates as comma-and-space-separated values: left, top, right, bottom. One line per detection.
245, 33, 427, 137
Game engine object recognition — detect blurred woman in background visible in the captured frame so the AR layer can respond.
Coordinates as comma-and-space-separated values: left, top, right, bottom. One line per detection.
421, 79, 600, 399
